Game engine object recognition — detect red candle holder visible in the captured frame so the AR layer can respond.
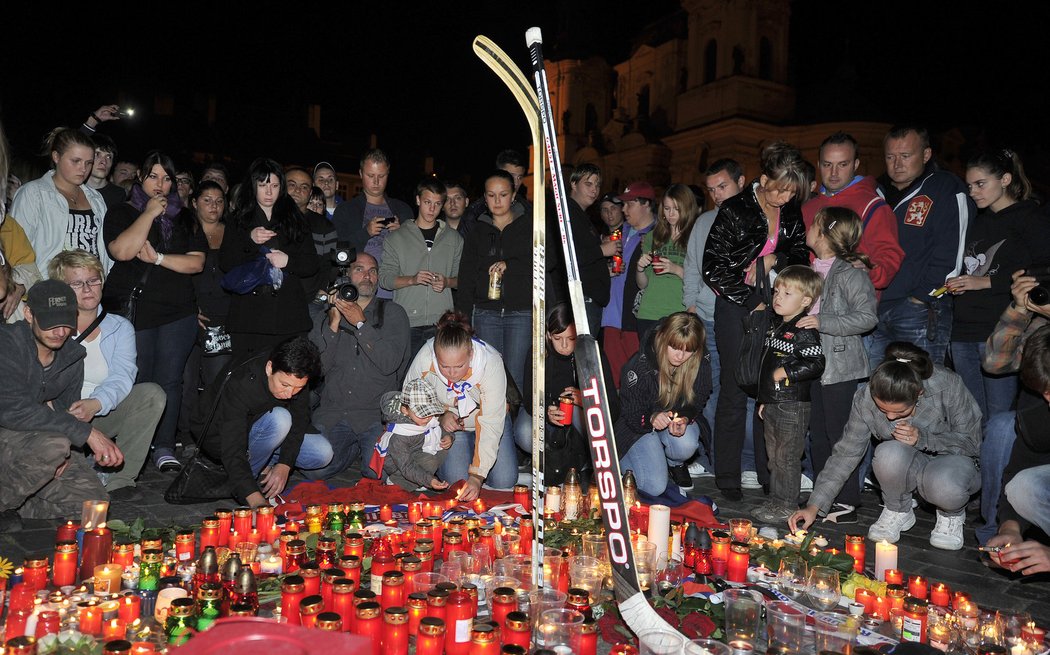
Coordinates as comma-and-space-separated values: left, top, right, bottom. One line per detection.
929, 582, 950, 607
907, 575, 928, 600
22, 556, 48, 590
726, 542, 750, 583
112, 542, 135, 570
629, 503, 650, 533
214, 509, 233, 547
52, 541, 78, 588
118, 594, 142, 622
884, 568, 904, 586
57, 520, 80, 543
855, 588, 877, 615
233, 507, 253, 537
382, 607, 410, 655
332, 579, 356, 632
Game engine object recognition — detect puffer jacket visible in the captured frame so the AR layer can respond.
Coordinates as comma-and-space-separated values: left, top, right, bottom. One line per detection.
817, 259, 878, 385
702, 182, 809, 307
757, 313, 824, 403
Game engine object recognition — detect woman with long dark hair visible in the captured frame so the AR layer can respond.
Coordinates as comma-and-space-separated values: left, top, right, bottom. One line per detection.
220, 158, 318, 359
634, 183, 699, 338
702, 141, 810, 501
616, 311, 712, 496
102, 151, 206, 471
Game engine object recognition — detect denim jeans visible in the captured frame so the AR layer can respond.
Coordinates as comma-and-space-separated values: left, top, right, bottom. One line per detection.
950, 341, 1017, 421
619, 423, 700, 496
135, 314, 199, 455
410, 325, 437, 363
868, 297, 952, 368
872, 441, 980, 513
248, 408, 334, 480
763, 401, 811, 508
302, 419, 383, 481
1005, 464, 1050, 536
977, 411, 1019, 544
437, 415, 519, 489
473, 308, 532, 394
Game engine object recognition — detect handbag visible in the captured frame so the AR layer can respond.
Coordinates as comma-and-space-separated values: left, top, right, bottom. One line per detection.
734, 256, 774, 397
114, 266, 153, 324
164, 366, 238, 504
220, 247, 283, 294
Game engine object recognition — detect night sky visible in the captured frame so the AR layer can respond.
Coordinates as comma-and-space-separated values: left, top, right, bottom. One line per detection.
4, 2, 1048, 197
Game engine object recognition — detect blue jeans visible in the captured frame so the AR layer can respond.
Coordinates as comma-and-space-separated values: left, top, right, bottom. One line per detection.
1005, 464, 1050, 536
473, 308, 531, 395
868, 297, 952, 369
977, 411, 1019, 544
248, 408, 334, 481
763, 401, 811, 508
136, 314, 199, 454
620, 423, 700, 496
950, 341, 1017, 421
437, 416, 518, 489
302, 420, 383, 481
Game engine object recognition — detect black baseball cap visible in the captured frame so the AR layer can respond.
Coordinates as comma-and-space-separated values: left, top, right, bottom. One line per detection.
26, 280, 77, 330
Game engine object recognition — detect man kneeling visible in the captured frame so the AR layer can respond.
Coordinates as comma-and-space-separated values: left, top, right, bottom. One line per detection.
192, 337, 333, 508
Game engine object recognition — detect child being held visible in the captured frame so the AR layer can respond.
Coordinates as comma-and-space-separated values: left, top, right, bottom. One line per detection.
369, 378, 454, 492
753, 265, 826, 524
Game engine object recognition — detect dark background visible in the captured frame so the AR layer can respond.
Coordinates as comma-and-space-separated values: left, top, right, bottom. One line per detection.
4, 2, 1047, 197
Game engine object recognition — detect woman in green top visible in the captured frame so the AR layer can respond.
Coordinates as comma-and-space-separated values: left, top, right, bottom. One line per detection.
635, 183, 699, 338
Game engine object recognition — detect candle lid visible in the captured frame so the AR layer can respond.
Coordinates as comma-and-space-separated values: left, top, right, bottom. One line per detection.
354, 589, 377, 601
234, 507, 253, 518
300, 595, 324, 614
384, 606, 409, 624
316, 612, 342, 631
382, 570, 404, 585
221, 554, 243, 580
196, 583, 223, 601
281, 575, 305, 593
234, 568, 257, 594
471, 623, 497, 644
229, 603, 256, 616
299, 563, 321, 577
55, 540, 78, 554
197, 548, 218, 575
355, 601, 381, 619
505, 611, 530, 631
214, 509, 233, 518
332, 578, 357, 594
426, 589, 449, 605
419, 616, 447, 636
169, 597, 195, 617
501, 647, 528, 655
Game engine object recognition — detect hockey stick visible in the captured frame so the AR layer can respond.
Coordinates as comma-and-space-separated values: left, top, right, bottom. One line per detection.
525, 27, 678, 635
472, 35, 548, 589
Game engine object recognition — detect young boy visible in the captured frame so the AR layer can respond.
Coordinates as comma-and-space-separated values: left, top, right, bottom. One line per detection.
369, 378, 454, 491
753, 265, 826, 523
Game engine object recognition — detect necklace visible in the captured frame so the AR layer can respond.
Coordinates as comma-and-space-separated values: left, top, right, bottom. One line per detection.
58, 184, 81, 206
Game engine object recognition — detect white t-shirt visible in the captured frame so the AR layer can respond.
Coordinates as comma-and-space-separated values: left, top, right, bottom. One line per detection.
80, 335, 108, 400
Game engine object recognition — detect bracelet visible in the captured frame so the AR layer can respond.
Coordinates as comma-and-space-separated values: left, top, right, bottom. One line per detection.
154, 252, 165, 267
91, 113, 103, 123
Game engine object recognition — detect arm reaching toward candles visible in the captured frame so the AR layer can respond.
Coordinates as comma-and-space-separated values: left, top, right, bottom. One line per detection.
788, 505, 819, 532
996, 540, 1050, 575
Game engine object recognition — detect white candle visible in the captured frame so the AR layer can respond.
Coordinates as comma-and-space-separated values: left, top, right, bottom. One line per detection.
874, 540, 898, 581
670, 523, 683, 561
545, 486, 562, 513
260, 555, 282, 575
647, 504, 672, 568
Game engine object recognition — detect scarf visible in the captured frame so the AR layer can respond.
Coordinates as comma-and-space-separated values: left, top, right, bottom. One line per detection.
367, 419, 444, 478
129, 183, 184, 247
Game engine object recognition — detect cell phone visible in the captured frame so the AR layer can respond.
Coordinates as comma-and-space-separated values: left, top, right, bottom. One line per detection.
380, 216, 396, 226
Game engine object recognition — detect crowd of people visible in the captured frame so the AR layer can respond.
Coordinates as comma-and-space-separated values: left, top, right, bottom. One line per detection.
2, 106, 1049, 577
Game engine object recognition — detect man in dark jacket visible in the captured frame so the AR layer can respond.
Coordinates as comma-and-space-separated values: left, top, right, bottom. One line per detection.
561, 164, 619, 331
0, 281, 119, 529
872, 125, 975, 366
307, 252, 411, 480
195, 337, 332, 508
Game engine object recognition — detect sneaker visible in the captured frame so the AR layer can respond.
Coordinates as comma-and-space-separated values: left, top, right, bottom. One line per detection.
929, 510, 965, 551
867, 507, 916, 543
154, 452, 182, 473
688, 461, 714, 478
823, 503, 857, 524
752, 501, 793, 524
669, 464, 693, 490
800, 473, 814, 491
740, 470, 762, 490
720, 487, 744, 502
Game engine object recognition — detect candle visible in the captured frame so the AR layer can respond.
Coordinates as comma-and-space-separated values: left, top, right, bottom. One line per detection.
79, 601, 104, 636
383, 607, 410, 655
200, 517, 220, 550
647, 505, 671, 566
408, 502, 423, 525
545, 486, 562, 514
884, 568, 904, 586
119, 594, 141, 622
726, 542, 749, 583
256, 506, 275, 538
929, 582, 950, 607
80, 527, 114, 583
729, 518, 752, 544
57, 520, 81, 543
233, 507, 253, 536
215, 509, 233, 546
951, 591, 971, 610
112, 542, 135, 570
131, 643, 156, 654
53, 541, 79, 587
261, 555, 282, 575
82, 499, 110, 529
103, 618, 127, 642
874, 540, 897, 581
94, 564, 123, 594
513, 485, 531, 512
855, 588, 877, 615
629, 502, 649, 533
22, 556, 49, 590
1022, 622, 1046, 645
844, 535, 866, 573
710, 530, 731, 564
380, 505, 393, 522
930, 624, 951, 652
907, 575, 928, 600
874, 594, 892, 621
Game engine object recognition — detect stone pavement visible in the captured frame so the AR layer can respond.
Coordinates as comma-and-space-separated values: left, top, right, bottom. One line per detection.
3, 455, 1047, 625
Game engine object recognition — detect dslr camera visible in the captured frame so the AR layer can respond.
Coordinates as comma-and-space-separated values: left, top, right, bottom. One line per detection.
1027, 266, 1050, 306
314, 243, 359, 304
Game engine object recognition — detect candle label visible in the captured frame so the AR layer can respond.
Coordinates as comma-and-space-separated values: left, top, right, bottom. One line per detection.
901, 616, 923, 642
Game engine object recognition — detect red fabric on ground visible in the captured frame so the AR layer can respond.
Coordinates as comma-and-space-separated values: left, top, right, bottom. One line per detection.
284, 478, 514, 512
668, 500, 722, 530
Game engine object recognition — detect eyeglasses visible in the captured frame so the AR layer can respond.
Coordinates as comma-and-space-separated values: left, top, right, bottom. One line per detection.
68, 278, 103, 291
176, 178, 193, 186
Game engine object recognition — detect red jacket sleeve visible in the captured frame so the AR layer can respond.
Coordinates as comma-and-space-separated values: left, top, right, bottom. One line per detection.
859, 204, 904, 291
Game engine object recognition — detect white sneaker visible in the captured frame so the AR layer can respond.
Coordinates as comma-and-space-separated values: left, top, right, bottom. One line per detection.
929, 510, 965, 550
688, 461, 714, 478
800, 473, 814, 491
867, 507, 916, 543
741, 470, 762, 490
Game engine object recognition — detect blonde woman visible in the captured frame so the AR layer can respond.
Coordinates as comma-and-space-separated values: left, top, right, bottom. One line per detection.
616, 311, 712, 495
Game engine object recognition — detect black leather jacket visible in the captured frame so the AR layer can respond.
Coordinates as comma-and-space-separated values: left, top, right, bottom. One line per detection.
702, 183, 808, 306
757, 313, 825, 403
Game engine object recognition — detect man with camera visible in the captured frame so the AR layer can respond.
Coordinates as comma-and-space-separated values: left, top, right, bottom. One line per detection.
983, 273, 1050, 572
307, 251, 411, 480
379, 179, 463, 358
